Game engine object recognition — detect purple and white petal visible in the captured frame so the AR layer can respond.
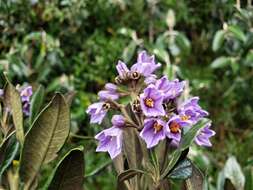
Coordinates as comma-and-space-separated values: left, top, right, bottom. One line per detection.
95, 126, 123, 159
140, 118, 167, 148
116, 60, 129, 78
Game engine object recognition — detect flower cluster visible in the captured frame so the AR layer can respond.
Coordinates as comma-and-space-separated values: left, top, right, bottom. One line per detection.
87, 51, 215, 159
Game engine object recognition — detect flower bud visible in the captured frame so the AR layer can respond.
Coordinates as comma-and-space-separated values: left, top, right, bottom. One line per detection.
112, 115, 125, 127
166, 9, 176, 29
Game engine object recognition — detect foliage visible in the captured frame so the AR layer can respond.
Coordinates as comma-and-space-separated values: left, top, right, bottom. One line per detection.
0, 0, 253, 189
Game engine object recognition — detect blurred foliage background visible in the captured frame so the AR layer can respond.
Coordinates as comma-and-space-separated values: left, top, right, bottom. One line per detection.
0, 0, 253, 189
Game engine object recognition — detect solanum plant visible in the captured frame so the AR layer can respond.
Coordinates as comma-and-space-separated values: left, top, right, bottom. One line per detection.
87, 51, 215, 189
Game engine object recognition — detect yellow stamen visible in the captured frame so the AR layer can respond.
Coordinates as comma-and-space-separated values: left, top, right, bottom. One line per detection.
145, 98, 154, 108
180, 115, 190, 121
169, 121, 180, 133
153, 122, 163, 133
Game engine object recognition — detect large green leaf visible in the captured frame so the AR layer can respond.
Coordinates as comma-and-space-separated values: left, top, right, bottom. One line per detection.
45, 147, 84, 190
168, 158, 192, 180
29, 85, 45, 125
19, 93, 70, 189
185, 163, 204, 190
122, 128, 144, 190
179, 118, 210, 150
212, 30, 226, 51
123, 128, 143, 169
223, 156, 245, 190
0, 135, 19, 179
161, 119, 209, 178
210, 56, 231, 69
228, 25, 246, 42
4, 82, 24, 145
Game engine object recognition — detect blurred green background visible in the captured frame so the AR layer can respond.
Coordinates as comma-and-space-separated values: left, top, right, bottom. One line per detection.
1, 0, 253, 189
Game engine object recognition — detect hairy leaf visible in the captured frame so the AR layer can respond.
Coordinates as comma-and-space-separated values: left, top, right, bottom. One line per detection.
46, 147, 84, 190
162, 119, 208, 178
0, 135, 19, 179
5, 82, 24, 145
185, 162, 204, 190
223, 156, 245, 190
179, 118, 210, 150
19, 94, 70, 189
169, 158, 192, 180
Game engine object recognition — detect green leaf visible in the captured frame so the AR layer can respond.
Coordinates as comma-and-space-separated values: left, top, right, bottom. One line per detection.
5, 81, 24, 145
162, 119, 209, 178
175, 32, 191, 54
244, 51, 253, 67
168, 158, 192, 180
245, 167, 253, 190
179, 118, 210, 150
122, 127, 144, 189
122, 126, 144, 169
210, 57, 231, 69
223, 156, 245, 190
30, 85, 45, 125
0, 135, 19, 178
45, 147, 84, 190
212, 30, 226, 51
19, 93, 70, 189
228, 25, 246, 42
185, 163, 204, 190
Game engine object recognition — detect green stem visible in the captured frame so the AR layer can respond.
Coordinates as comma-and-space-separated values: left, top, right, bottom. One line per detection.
69, 133, 95, 140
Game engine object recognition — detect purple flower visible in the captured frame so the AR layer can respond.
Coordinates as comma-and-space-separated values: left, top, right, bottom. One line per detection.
98, 83, 119, 101
112, 114, 125, 127
86, 102, 110, 124
195, 122, 215, 147
131, 51, 161, 77
140, 85, 165, 117
140, 118, 167, 148
166, 115, 190, 142
95, 126, 123, 159
23, 102, 30, 116
116, 60, 129, 78
19, 86, 33, 102
178, 97, 208, 124
155, 77, 185, 100
144, 74, 157, 85
18, 86, 33, 116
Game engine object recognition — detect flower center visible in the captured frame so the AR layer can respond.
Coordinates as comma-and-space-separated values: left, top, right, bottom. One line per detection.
153, 122, 163, 133
145, 98, 154, 108
102, 103, 110, 110
180, 115, 190, 121
169, 121, 180, 133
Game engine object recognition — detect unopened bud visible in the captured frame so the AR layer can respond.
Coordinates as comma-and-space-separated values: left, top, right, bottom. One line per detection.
131, 72, 141, 80
166, 9, 175, 29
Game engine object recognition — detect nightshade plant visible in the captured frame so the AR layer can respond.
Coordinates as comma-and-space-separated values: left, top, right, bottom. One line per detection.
87, 51, 215, 189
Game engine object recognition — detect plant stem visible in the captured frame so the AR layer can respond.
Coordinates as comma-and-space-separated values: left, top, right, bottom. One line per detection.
69, 133, 95, 140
